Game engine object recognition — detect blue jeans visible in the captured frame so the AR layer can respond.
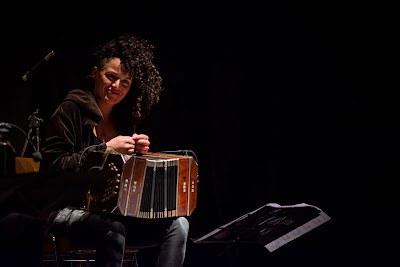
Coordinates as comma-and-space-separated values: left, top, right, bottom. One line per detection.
51, 206, 189, 267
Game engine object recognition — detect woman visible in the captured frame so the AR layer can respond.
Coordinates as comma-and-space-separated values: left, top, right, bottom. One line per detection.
41, 34, 189, 267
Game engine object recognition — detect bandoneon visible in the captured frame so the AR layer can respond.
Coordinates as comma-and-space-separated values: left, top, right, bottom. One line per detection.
82, 151, 198, 219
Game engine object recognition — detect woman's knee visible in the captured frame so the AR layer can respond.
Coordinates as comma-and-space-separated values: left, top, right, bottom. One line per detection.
110, 220, 126, 236
173, 217, 189, 238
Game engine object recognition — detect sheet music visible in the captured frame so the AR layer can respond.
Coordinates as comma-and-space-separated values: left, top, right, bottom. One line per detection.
265, 210, 331, 252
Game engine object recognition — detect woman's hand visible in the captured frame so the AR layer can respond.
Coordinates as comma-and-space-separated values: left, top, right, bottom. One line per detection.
106, 135, 135, 155
105, 134, 150, 155
132, 133, 150, 155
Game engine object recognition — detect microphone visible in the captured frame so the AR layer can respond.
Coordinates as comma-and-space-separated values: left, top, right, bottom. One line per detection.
32, 150, 43, 162
22, 51, 55, 82
0, 122, 42, 162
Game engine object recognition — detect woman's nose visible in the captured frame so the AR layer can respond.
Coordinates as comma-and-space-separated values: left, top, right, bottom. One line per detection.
112, 79, 121, 87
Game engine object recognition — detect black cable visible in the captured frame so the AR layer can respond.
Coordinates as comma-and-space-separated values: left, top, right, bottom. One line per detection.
76, 143, 106, 173
0, 122, 42, 162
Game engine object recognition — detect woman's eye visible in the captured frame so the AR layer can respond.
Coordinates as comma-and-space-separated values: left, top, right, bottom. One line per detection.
106, 74, 117, 81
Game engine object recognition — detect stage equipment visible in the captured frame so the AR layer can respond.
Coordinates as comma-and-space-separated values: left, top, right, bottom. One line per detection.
22, 51, 55, 82
0, 123, 16, 177
20, 109, 44, 158
194, 203, 330, 253
0, 122, 42, 167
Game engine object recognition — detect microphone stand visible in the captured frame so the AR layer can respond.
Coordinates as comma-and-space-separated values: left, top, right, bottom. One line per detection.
21, 109, 43, 157
30, 109, 43, 155
20, 51, 53, 158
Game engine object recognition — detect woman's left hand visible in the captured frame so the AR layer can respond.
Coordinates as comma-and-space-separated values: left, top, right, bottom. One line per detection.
132, 133, 150, 154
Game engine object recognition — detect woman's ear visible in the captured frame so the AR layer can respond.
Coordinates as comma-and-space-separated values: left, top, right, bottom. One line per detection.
91, 66, 98, 79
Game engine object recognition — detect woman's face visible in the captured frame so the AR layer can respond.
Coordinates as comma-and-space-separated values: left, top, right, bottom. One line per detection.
92, 58, 132, 106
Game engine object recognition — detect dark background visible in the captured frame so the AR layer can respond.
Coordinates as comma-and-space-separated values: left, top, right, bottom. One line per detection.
1, 1, 398, 266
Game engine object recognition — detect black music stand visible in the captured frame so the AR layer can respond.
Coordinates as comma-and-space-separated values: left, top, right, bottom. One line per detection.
193, 203, 330, 256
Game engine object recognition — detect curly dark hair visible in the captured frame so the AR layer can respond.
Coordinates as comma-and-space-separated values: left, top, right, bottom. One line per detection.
91, 34, 163, 134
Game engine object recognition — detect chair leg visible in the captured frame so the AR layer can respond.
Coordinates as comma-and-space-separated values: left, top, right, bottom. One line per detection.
133, 251, 139, 267
123, 250, 139, 267
49, 232, 62, 267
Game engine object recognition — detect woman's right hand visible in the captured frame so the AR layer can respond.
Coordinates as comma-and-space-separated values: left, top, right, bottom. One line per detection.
106, 135, 135, 155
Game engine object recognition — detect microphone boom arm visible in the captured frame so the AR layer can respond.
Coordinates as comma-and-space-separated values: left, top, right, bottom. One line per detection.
22, 51, 55, 82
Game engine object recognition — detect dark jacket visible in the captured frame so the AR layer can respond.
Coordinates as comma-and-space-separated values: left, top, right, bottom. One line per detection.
40, 89, 107, 172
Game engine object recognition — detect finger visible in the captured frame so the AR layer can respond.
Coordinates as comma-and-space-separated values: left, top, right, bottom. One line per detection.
124, 137, 135, 144
132, 133, 149, 140
136, 139, 150, 146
